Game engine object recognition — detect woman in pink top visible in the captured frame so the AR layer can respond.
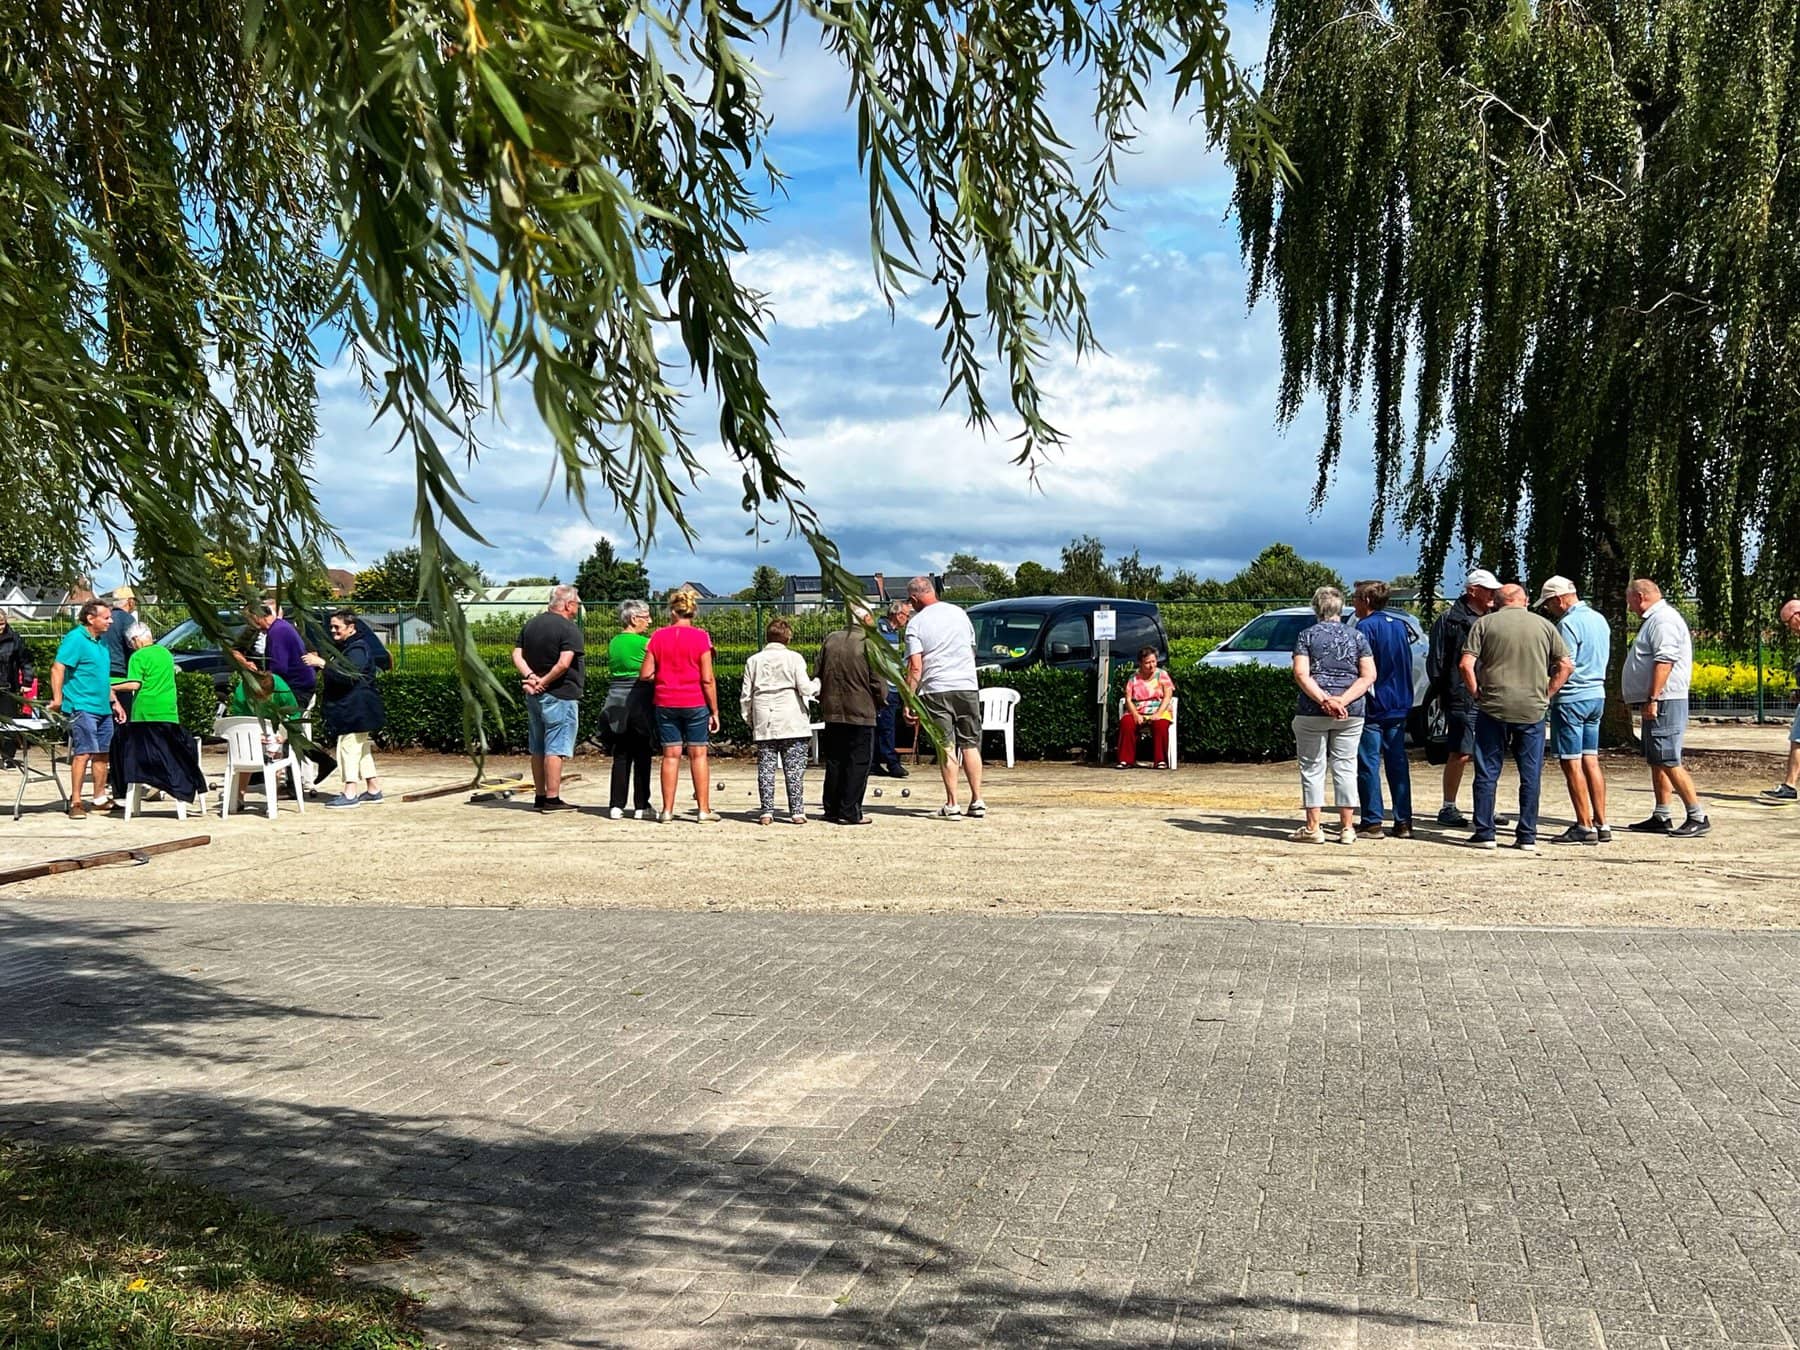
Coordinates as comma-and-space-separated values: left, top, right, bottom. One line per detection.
639, 587, 721, 822
1117, 646, 1177, 769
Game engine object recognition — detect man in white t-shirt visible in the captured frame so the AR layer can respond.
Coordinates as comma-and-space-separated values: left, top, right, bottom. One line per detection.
902, 575, 986, 818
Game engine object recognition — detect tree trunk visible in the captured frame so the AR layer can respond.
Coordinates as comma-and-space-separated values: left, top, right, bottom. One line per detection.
1591, 527, 1636, 749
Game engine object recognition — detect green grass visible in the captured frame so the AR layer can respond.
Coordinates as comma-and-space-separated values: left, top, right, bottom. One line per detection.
0, 1138, 429, 1349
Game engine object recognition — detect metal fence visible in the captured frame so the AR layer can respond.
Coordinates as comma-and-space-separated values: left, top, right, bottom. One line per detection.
14, 593, 1795, 720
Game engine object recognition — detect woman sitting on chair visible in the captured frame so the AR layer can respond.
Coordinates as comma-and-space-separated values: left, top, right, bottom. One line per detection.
1117, 646, 1176, 769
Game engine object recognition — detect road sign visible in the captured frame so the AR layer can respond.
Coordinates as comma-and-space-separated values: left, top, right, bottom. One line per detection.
1093, 609, 1117, 641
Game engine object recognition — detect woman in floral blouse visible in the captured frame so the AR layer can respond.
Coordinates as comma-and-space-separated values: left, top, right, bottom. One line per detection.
1117, 647, 1177, 769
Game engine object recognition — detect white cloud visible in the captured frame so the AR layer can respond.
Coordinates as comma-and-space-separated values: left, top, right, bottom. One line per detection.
735, 245, 890, 329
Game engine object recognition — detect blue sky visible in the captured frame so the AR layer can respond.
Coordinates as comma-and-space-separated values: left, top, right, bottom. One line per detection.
298, 17, 1424, 596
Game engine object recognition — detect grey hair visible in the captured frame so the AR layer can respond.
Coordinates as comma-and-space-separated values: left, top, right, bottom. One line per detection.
550, 584, 580, 609
906, 574, 936, 601
1311, 586, 1344, 621
126, 621, 155, 646
887, 599, 911, 620
617, 598, 650, 626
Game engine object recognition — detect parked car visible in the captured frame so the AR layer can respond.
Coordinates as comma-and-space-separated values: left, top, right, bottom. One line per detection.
157, 612, 261, 675
968, 597, 1169, 674
1198, 605, 1433, 738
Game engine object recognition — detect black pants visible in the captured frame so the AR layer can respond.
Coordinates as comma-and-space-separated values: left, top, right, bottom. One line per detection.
609, 730, 654, 811
821, 722, 875, 823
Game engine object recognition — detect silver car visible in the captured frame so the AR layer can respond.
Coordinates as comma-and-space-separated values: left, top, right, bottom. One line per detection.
1198, 605, 1432, 733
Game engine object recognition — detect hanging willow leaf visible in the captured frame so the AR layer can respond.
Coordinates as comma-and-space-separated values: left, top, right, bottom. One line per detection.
0, 0, 1278, 756
1234, 0, 1800, 638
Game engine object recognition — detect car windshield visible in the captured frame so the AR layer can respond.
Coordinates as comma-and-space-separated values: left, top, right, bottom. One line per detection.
972, 610, 1047, 662
158, 615, 242, 654
1219, 613, 1314, 653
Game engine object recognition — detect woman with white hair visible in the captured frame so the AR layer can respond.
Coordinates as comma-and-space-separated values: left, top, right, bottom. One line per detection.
1290, 586, 1376, 844
603, 599, 657, 819
111, 621, 207, 808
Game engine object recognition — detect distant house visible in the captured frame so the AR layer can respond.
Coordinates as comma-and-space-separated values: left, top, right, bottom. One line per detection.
781, 572, 891, 611
325, 568, 357, 598
678, 580, 718, 600
462, 584, 557, 627
0, 581, 81, 620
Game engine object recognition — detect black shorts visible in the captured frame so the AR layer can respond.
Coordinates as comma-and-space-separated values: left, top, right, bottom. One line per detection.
1444, 707, 1478, 756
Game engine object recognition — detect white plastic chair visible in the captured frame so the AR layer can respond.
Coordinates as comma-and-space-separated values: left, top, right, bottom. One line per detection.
979, 687, 1021, 768
123, 735, 210, 821
1117, 696, 1181, 770
216, 716, 305, 820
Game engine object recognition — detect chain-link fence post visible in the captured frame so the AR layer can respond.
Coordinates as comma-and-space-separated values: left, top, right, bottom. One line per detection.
1758, 628, 1767, 725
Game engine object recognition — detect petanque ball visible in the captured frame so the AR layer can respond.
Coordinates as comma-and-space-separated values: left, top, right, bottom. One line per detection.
900, 788, 910, 798
873, 788, 883, 797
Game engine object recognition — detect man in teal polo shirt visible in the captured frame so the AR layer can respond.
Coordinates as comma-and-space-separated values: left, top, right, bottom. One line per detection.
1538, 576, 1612, 844
51, 600, 126, 817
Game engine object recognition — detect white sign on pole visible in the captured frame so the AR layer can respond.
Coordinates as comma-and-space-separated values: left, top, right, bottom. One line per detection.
1092, 609, 1117, 641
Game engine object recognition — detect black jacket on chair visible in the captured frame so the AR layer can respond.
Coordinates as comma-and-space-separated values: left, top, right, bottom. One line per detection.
0, 627, 33, 718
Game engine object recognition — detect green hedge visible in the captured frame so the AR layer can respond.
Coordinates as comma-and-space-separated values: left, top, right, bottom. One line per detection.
162, 655, 1300, 761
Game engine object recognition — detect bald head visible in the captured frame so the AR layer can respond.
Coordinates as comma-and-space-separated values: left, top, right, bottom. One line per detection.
1627, 577, 1663, 618
907, 575, 937, 606
1498, 584, 1529, 608
1781, 599, 1800, 633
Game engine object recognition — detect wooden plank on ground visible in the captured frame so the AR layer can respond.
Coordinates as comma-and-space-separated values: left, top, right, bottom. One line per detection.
0, 835, 212, 888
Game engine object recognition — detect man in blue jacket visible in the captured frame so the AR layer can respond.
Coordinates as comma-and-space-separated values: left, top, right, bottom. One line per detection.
1354, 581, 1416, 838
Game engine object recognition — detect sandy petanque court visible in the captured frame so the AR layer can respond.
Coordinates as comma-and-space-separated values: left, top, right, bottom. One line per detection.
4, 721, 1798, 927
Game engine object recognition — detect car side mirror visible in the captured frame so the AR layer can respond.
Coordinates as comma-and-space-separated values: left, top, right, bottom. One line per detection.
1050, 642, 1072, 660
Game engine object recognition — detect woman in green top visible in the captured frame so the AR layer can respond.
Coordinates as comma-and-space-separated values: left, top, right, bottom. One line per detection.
603, 599, 655, 818
230, 668, 338, 792
110, 623, 208, 807
118, 623, 180, 723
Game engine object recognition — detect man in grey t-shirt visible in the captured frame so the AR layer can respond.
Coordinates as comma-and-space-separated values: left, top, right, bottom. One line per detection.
1621, 578, 1707, 837
902, 575, 985, 819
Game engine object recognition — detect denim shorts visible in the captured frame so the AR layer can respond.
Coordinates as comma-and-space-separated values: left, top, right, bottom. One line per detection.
68, 709, 116, 756
1551, 697, 1604, 759
655, 705, 710, 748
526, 693, 580, 758
1642, 697, 1688, 767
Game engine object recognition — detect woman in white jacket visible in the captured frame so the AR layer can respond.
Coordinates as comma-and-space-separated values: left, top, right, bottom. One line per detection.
739, 618, 820, 824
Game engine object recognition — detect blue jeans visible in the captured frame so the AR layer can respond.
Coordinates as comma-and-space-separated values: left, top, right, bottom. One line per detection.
1473, 712, 1545, 844
1356, 717, 1411, 826
875, 689, 903, 770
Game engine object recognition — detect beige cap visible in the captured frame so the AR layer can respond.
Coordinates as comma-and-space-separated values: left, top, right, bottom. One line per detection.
1535, 576, 1576, 606
112, 585, 136, 601
1465, 569, 1501, 591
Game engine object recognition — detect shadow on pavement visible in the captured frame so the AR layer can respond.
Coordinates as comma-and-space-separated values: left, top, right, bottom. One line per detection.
0, 908, 364, 1064
1, 1091, 1452, 1348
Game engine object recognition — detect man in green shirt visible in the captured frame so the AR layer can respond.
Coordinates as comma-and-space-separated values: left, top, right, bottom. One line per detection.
1459, 584, 1574, 852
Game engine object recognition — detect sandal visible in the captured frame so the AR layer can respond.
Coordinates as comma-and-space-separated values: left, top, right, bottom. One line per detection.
789, 814, 806, 825
757, 813, 773, 826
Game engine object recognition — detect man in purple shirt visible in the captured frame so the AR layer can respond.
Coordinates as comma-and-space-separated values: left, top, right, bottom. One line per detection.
241, 602, 317, 704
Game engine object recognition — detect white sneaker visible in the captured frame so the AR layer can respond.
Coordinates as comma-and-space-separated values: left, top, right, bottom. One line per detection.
967, 799, 987, 818
631, 808, 649, 820
1340, 826, 1356, 846
607, 807, 623, 820
1288, 825, 1324, 844
933, 803, 964, 819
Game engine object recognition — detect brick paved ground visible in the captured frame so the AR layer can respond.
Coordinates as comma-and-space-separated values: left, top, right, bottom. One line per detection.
5, 903, 1800, 1347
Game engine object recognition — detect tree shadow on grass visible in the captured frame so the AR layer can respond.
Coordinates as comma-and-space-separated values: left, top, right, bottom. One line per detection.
0, 907, 365, 1064
1, 1093, 1454, 1348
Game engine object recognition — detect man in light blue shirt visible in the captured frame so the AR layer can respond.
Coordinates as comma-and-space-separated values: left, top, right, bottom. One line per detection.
1538, 577, 1611, 844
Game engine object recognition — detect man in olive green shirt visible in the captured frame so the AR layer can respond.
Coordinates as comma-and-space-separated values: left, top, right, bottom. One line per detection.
1458, 584, 1574, 851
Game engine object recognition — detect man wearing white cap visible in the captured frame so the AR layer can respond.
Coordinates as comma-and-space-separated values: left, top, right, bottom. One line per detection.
104, 586, 140, 715
1426, 568, 1502, 826
1538, 576, 1612, 843
1761, 598, 1800, 801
